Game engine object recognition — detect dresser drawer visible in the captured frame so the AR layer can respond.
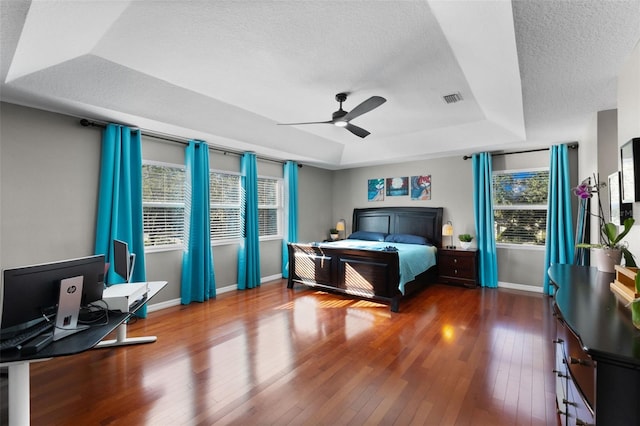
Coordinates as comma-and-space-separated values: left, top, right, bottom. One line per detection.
567, 374, 595, 426
439, 257, 475, 278
438, 249, 478, 287
554, 303, 595, 414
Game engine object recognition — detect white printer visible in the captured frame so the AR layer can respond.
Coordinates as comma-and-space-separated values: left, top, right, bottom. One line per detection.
101, 282, 148, 313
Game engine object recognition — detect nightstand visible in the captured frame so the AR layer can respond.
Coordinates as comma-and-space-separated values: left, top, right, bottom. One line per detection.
438, 248, 478, 288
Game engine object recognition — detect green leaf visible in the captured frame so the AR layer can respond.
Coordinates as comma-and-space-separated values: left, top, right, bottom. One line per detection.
603, 222, 619, 245
622, 248, 637, 268
615, 218, 635, 244
601, 218, 635, 247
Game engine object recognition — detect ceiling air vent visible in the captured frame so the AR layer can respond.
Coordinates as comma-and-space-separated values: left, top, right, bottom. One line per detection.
442, 92, 463, 104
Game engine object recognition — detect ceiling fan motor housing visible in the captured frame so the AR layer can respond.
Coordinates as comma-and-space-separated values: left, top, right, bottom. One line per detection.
332, 109, 347, 120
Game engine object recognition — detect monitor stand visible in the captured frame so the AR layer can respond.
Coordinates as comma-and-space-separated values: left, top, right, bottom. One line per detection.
53, 276, 88, 341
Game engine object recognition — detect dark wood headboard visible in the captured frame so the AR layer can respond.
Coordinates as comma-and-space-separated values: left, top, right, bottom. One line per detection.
352, 207, 444, 247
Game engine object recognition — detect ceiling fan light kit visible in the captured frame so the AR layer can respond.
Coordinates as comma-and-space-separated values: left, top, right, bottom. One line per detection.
278, 92, 386, 138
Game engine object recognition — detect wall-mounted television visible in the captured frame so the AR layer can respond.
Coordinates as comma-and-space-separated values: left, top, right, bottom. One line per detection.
609, 171, 633, 226
620, 137, 640, 203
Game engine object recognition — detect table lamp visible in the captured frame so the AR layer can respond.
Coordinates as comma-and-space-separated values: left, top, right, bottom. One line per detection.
442, 221, 455, 249
336, 219, 346, 240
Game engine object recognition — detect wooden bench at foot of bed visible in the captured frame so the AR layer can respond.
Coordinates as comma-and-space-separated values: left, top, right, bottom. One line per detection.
287, 243, 437, 312
286, 207, 443, 312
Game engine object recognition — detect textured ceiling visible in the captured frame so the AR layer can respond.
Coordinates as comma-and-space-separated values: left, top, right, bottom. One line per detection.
1, 0, 639, 169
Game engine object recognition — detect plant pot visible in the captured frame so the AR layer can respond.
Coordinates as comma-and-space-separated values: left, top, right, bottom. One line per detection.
592, 248, 622, 273
330, 234, 339, 240
460, 241, 472, 250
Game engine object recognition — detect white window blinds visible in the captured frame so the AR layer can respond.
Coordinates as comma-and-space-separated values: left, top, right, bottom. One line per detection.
142, 163, 185, 248
210, 171, 242, 241
493, 169, 549, 245
257, 177, 281, 237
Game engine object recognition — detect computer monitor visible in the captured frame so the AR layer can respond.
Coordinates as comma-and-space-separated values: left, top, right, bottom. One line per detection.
0, 255, 105, 338
113, 239, 135, 283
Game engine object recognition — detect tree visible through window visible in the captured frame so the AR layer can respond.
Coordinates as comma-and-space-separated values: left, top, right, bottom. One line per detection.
493, 169, 549, 245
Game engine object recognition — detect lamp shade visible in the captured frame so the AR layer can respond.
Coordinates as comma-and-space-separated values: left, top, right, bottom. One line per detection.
442, 221, 454, 236
336, 220, 346, 231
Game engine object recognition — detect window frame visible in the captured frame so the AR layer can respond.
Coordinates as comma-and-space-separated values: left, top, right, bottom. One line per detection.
209, 169, 243, 246
256, 175, 284, 241
208, 170, 284, 246
492, 167, 549, 249
142, 160, 186, 253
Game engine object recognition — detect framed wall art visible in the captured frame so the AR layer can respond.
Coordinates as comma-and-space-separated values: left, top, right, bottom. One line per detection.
368, 178, 385, 202
386, 177, 408, 197
411, 175, 431, 200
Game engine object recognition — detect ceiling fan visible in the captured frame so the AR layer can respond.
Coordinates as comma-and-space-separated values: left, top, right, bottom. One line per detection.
278, 92, 386, 138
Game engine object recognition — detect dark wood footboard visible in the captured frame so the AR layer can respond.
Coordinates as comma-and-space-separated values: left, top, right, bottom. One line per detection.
287, 243, 428, 312
287, 207, 443, 312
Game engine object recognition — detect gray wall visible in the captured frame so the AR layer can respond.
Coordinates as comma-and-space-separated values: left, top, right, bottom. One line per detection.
332, 156, 476, 241
492, 149, 578, 288
0, 102, 334, 305
1, 100, 575, 302
332, 151, 578, 290
597, 109, 618, 221
1, 103, 101, 266
297, 165, 334, 242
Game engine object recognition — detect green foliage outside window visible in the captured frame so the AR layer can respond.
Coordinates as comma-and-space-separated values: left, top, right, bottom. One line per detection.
493, 170, 549, 245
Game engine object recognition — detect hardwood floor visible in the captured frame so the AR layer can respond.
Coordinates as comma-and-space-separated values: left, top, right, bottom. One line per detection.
7, 281, 558, 425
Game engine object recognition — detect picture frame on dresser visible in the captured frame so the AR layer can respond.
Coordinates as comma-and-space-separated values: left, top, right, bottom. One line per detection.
620, 137, 640, 203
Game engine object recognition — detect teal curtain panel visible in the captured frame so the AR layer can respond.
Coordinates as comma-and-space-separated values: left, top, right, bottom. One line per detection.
472, 152, 498, 288
282, 161, 299, 278
94, 123, 147, 316
181, 140, 216, 304
238, 152, 261, 289
543, 144, 574, 295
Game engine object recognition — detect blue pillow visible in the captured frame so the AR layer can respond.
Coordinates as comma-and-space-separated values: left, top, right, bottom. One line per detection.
347, 231, 387, 242
384, 233, 430, 245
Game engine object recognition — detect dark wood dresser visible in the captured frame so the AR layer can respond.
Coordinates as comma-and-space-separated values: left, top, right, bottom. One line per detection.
548, 264, 640, 426
438, 248, 478, 288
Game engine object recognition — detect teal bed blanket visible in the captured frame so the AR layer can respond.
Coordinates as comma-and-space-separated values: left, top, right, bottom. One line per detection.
318, 240, 437, 294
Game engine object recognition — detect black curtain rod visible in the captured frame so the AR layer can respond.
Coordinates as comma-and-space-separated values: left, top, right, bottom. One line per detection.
462, 143, 578, 160
80, 118, 300, 167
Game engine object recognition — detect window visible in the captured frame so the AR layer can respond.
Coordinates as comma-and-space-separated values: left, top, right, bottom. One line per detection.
143, 165, 283, 247
257, 177, 282, 237
493, 168, 549, 245
210, 171, 242, 241
208, 173, 282, 241
142, 163, 185, 249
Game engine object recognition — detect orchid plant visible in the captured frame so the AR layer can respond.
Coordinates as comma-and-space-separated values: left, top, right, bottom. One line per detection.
573, 175, 636, 267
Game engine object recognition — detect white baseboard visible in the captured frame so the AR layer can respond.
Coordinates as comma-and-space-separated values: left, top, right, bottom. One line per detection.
147, 274, 284, 312
497, 281, 544, 293
147, 298, 181, 312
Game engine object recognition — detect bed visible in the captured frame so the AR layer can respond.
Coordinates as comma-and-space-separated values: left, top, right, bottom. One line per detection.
287, 207, 443, 312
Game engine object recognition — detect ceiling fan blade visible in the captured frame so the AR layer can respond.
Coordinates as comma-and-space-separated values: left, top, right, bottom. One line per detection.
345, 123, 370, 138
277, 120, 333, 126
342, 96, 386, 122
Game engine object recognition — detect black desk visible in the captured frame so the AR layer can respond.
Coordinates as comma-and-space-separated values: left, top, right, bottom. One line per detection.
0, 281, 166, 425
0, 311, 129, 364
549, 264, 640, 365
549, 264, 640, 424
1, 312, 129, 425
